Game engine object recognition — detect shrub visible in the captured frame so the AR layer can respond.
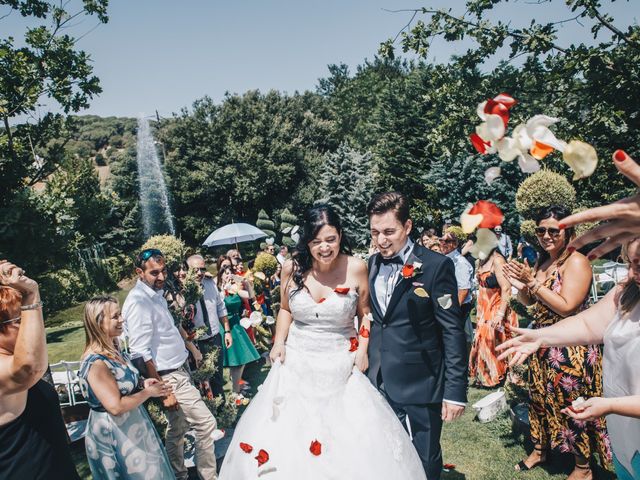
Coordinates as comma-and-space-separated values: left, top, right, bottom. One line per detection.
38, 269, 90, 314
256, 209, 276, 239
515, 169, 576, 219
141, 235, 185, 271
103, 253, 133, 283
519, 219, 537, 245
253, 252, 279, 278
445, 225, 468, 242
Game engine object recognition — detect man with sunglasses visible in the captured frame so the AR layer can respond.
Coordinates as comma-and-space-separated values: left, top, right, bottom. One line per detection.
186, 254, 233, 400
123, 249, 219, 480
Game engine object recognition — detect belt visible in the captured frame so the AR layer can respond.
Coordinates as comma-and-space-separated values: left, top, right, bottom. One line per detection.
157, 366, 182, 376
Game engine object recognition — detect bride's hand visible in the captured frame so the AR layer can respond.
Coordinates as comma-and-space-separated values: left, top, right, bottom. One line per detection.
354, 350, 368, 373
269, 342, 286, 364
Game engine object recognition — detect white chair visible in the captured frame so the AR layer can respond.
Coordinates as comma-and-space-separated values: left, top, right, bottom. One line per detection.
50, 361, 86, 406
591, 261, 628, 303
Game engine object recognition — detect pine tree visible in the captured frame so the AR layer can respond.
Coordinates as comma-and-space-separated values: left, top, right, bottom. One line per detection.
319, 143, 375, 247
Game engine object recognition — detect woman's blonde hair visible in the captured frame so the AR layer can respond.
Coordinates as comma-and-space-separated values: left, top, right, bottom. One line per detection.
619, 239, 640, 314
83, 295, 120, 358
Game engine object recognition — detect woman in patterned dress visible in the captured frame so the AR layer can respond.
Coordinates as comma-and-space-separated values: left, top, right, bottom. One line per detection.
504, 205, 611, 479
500, 237, 640, 479
78, 296, 175, 480
469, 247, 518, 387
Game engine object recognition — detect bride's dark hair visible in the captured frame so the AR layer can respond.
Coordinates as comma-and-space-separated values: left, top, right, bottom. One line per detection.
290, 204, 352, 294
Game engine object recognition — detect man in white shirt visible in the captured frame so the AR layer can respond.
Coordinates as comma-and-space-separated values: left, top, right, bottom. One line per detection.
123, 249, 218, 480
186, 255, 233, 399
494, 226, 513, 260
439, 231, 475, 344
276, 245, 288, 266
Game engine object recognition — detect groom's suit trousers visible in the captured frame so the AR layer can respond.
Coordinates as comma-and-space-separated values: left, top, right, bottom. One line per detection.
379, 377, 443, 480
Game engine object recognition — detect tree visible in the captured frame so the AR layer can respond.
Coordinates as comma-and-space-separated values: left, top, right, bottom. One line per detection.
256, 209, 277, 239
319, 143, 376, 247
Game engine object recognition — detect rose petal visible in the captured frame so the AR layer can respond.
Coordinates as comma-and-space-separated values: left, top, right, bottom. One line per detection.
469, 228, 499, 260
477, 100, 488, 121
495, 137, 520, 162
477, 114, 505, 141
484, 99, 509, 127
250, 311, 263, 327
349, 337, 359, 352
310, 439, 322, 456
470, 133, 490, 154
265, 315, 276, 325
255, 449, 269, 466
239, 317, 252, 329
437, 294, 452, 310
253, 271, 266, 281
492, 93, 516, 109
240, 442, 253, 454
414, 287, 429, 298
513, 124, 532, 151
460, 204, 484, 234
469, 200, 503, 229
359, 325, 370, 338
526, 115, 567, 152
563, 140, 598, 180
517, 153, 541, 173
484, 166, 501, 185
334, 287, 350, 294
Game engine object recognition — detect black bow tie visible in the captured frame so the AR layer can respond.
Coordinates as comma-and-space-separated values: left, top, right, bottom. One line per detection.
380, 255, 403, 266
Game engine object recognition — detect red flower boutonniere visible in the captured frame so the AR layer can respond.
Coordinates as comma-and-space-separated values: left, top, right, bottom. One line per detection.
310, 439, 322, 456
349, 337, 359, 352
334, 287, 350, 295
402, 264, 415, 279
255, 449, 270, 466
358, 325, 370, 338
239, 442, 253, 453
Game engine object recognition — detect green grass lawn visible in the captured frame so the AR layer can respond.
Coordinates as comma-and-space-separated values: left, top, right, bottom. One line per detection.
50, 288, 615, 479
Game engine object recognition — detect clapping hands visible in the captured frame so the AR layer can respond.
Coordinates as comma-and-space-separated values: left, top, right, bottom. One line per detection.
503, 259, 534, 291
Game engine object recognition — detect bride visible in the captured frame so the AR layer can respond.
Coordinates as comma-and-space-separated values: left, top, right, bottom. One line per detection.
219, 205, 427, 479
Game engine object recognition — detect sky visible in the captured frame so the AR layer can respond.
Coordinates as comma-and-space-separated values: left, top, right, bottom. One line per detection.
3, 0, 638, 119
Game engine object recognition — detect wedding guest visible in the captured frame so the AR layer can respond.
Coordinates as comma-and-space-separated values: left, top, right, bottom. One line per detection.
276, 245, 288, 266
0, 262, 80, 480
504, 206, 611, 477
263, 239, 276, 255
499, 236, 640, 480
78, 295, 175, 479
271, 262, 282, 287
216, 259, 260, 404
123, 248, 218, 480
186, 254, 233, 399
468, 246, 517, 387
494, 225, 513, 260
439, 231, 474, 344
227, 249, 242, 268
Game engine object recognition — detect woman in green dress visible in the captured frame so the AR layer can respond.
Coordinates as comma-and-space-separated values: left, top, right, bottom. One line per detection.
216, 258, 260, 403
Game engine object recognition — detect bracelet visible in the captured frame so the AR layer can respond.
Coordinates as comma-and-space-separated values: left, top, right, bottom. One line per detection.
21, 301, 43, 311
530, 281, 543, 296
224, 330, 231, 334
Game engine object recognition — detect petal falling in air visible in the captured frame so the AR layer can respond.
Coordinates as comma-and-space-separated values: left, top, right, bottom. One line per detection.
460, 203, 483, 234
484, 166, 502, 185
563, 140, 598, 180
470, 228, 499, 260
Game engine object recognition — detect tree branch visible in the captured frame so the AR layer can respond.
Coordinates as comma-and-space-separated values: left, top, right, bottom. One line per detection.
589, 6, 640, 49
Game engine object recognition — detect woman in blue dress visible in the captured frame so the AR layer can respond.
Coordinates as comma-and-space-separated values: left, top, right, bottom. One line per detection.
78, 295, 176, 480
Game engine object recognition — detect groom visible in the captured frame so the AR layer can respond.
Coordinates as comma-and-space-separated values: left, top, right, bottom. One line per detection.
366, 192, 468, 480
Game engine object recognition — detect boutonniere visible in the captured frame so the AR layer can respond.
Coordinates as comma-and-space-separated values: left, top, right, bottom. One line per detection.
402, 260, 423, 279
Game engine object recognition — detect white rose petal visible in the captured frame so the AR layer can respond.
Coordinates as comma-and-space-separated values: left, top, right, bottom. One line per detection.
265, 315, 276, 325
563, 140, 598, 180
495, 137, 520, 162
239, 317, 252, 329
469, 228, 499, 260
250, 311, 263, 326
484, 166, 501, 185
437, 294, 452, 310
476, 100, 488, 121
517, 153, 541, 174
460, 203, 484, 234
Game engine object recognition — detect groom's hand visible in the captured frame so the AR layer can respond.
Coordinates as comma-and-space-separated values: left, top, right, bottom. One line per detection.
442, 402, 465, 422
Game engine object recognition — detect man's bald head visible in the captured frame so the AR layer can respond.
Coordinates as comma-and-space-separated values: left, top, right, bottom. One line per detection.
186, 254, 206, 282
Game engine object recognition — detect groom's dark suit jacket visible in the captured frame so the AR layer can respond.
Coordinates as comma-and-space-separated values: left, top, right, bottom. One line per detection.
367, 243, 468, 405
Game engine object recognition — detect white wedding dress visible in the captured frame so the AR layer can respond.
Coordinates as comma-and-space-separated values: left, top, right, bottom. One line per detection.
219, 289, 427, 480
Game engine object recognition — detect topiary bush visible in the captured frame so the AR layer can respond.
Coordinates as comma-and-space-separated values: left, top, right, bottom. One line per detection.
519, 219, 537, 245
280, 208, 298, 247
253, 252, 279, 278
141, 235, 185, 271
256, 209, 276, 239
515, 169, 576, 219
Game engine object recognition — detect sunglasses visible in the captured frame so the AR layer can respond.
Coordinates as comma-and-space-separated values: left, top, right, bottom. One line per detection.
140, 248, 163, 261
196, 267, 207, 273
1, 316, 21, 326
535, 227, 561, 237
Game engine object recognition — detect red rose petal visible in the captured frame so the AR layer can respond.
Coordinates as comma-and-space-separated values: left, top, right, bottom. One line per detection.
470, 133, 490, 154
444, 463, 456, 470
309, 439, 322, 456
359, 325, 370, 338
468, 201, 503, 229
484, 99, 509, 127
334, 287, 350, 294
239, 442, 253, 453
349, 337, 359, 352
318, 297, 326, 303
255, 449, 269, 466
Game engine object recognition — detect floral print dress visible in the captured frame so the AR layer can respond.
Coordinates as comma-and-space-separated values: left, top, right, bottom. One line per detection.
528, 265, 612, 467
78, 353, 175, 480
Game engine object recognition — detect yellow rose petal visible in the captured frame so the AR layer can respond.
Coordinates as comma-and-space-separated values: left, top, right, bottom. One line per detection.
563, 140, 598, 180
414, 288, 429, 298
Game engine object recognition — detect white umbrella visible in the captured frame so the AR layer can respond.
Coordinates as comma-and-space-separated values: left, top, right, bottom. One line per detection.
202, 223, 267, 247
